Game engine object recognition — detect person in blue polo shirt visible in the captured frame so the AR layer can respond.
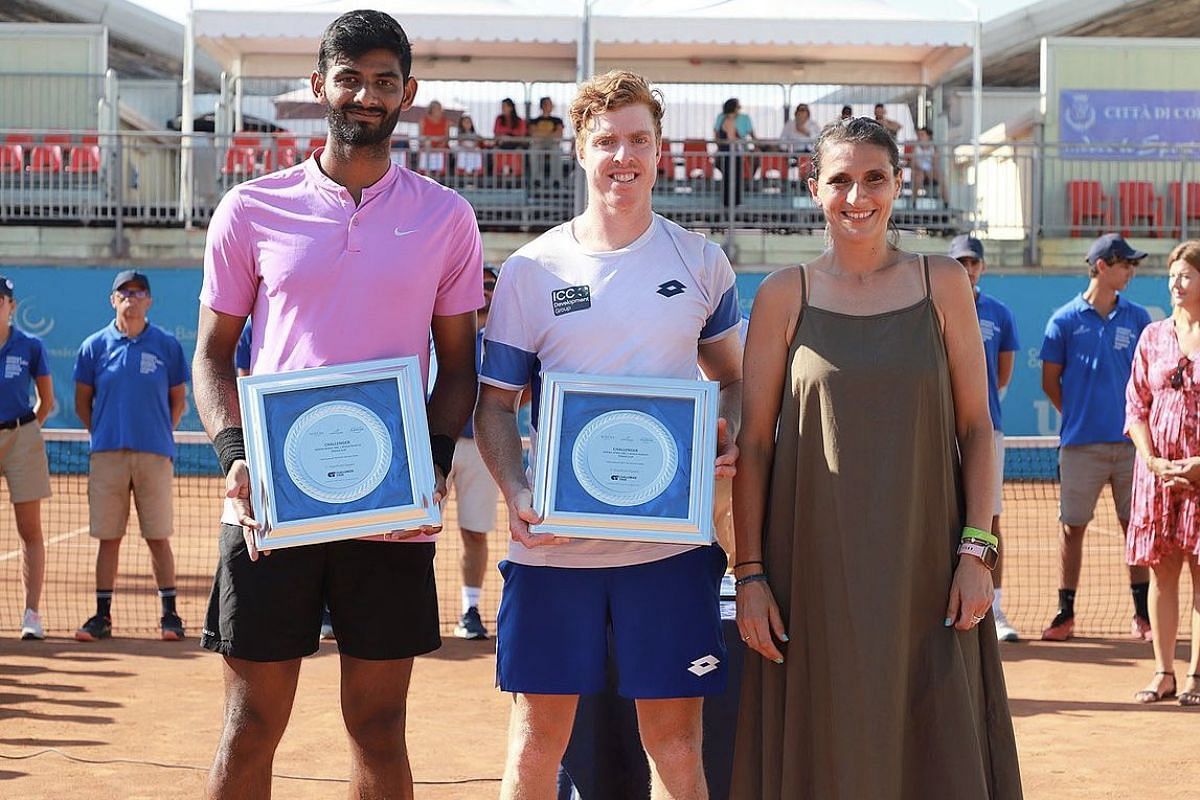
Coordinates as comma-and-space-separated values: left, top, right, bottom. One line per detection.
950, 235, 1022, 642
73, 270, 190, 642
0, 276, 55, 640
1040, 233, 1153, 642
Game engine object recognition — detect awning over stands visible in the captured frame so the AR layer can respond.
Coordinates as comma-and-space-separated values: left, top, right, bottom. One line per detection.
193, 0, 976, 86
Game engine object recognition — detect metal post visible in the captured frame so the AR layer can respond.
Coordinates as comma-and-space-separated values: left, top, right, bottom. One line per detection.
1029, 122, 1044, 267
971, 8, 982, 232
178, 0, 195, 228
1181, 154, 1191, 240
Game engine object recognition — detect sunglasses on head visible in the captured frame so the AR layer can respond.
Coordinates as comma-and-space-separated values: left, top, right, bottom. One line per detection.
1171, 356, 1191, 390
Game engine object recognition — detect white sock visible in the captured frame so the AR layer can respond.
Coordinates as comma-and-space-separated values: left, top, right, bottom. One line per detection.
992, 587, 1004, 614
462, 585, 482, 614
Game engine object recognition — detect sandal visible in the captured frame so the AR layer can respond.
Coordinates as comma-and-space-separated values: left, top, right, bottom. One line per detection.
1179, 674, 1200, 707
1134, 671, 1176, 704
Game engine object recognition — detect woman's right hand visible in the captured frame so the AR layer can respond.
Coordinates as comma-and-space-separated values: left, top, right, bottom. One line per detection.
736, 580, 788, 664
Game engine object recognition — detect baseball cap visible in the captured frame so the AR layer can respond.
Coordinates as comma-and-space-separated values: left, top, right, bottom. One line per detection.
112, 269, 151, 293
1086, 233, 1147, 266
948, 235, 984, 261
0, 276, 13, 300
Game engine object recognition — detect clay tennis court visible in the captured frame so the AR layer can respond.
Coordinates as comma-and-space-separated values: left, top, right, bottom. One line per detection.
1, 465, 1196, 797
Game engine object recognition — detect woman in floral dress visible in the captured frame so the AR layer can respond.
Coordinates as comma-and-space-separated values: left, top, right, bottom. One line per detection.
1126, 239, 1200, 706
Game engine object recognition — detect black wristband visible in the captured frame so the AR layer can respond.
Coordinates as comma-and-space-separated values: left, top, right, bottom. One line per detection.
734, 573, 769, 589
213, 427, 246, 476
430, 433, 456, 477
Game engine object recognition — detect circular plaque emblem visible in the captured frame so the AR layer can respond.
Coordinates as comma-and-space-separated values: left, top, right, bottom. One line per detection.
283, 401, 392, 504
571, 410, 678, 507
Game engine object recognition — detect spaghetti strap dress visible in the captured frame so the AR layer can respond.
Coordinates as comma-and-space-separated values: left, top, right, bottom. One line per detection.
730, 259, 1023, 799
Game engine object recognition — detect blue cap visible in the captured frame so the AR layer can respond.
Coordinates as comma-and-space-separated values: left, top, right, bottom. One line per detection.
948, 235, 984, 261
0, 276, 13, 299
1086, 233, 1147, 266
112, 269, 151, 293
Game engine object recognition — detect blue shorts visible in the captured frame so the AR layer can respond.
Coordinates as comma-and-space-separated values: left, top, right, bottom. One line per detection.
496, 544, 728, 698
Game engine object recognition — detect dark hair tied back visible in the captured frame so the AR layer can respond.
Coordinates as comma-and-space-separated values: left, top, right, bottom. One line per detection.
810, 116, 901, 182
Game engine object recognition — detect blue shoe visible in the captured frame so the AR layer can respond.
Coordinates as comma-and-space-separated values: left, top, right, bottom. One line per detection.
454, 606, 488, 640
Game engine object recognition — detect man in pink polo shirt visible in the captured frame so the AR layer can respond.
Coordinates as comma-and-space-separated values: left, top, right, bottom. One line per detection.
192, 11, 482, 798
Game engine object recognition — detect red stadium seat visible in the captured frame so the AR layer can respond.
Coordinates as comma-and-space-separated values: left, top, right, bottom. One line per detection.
1169, 181, 1200, 238
493, 151, 524, 178
43, 133, 71, 145
1066, 180, 1113, 237
66, 145, 102, 174
1118, 181, 1165, 238
683, 139, 713, 179
658, 143, 674, 180
5, 133, 33, 146
305, 136, 325, 160
758, 153, 788, 181
221, 146, 258, 176
28, 145, 63, 173
0, 144, 23, 172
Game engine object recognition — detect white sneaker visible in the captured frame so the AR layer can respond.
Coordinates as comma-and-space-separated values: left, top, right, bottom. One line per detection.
21, 608, 45, 640
993, 607, 1020, 643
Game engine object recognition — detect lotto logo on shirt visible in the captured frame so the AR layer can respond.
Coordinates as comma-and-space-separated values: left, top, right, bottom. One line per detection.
140, 352, 163, 375
979, 319, 997, 343
551, 285, 592, 316
1114, 327, 1136, 351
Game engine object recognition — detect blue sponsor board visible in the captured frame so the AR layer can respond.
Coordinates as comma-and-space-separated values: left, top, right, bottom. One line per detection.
733, 270, 1171, 437
1, 266, 204, 431
1059, 89, 1200, 159
0, 264, 1173, 441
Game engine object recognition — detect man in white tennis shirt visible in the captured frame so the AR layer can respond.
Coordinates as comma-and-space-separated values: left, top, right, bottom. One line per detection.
475, 70, 743, 800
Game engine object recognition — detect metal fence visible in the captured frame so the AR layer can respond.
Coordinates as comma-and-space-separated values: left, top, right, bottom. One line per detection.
8, 127, 1200, 259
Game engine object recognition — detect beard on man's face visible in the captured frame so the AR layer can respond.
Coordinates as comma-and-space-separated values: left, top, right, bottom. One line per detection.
325, 98, 403, 147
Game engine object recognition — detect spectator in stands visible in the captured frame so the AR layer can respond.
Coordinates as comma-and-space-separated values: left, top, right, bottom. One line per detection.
453, 114, 484, 176
714, 97, 753, 207
910, 126, 947, 203
73, 269, 189, 643
418, 99, 450, 173
1126, 240, 1200, 705
449, 265, 501, 641
778, 102, 815, 150
1039, 233, 1153, 642
493, 97, 527, 149
528, 96, 565, 186
731, 117, 1020, 798
950, 235, 1021, 642
476, 69, 741, 799
194, 11, 481, 798
840, 104, 853, 122
874, 102, 902, 138
0, 276, 54, 641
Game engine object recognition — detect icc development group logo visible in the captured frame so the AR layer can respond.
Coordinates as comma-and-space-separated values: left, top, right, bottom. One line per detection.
16, 298, 55, 337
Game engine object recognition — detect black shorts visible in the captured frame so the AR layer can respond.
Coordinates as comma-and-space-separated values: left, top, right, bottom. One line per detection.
200, 524, 441, 662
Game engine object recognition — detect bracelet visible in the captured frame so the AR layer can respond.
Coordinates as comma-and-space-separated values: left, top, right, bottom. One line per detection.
961, 525, 998, 548
734, 573, 769, 588
213, 427, 246, 476
732, 560, 763, 570
430, 433, 456, 478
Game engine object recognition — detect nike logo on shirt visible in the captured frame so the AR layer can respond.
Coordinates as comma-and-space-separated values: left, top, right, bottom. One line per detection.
394, 228, 418, 237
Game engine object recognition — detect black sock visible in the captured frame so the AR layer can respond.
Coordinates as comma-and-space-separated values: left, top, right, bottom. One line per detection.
1131, 581, 1150, 621
96, 590, 113, 618
158, 587, 177, 616
1057, 588, 1076, 619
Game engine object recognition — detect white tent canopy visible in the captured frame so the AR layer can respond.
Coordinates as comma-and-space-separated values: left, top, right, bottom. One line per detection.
192, 0, 977, 85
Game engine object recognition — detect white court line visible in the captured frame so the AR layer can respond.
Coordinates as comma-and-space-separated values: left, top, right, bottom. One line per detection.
0, 524, 89, 562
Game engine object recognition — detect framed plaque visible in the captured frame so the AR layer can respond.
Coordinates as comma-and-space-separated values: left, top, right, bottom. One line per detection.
530, 372, 719, 544
237, 357, 440, 550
